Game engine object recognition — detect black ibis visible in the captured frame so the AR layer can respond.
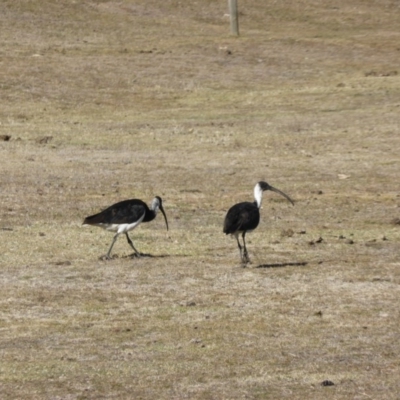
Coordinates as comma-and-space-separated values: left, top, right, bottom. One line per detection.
83, 196, 168, 259
223, 181, 294, 265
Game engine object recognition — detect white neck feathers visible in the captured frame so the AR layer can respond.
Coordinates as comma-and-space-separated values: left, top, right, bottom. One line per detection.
151, 197, 160, 213
254, 183, 263, 208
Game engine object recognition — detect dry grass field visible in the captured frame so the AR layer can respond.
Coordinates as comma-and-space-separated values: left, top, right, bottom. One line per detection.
1, 0, 400, 398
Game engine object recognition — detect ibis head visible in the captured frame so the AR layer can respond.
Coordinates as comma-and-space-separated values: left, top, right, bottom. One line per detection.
254, 181, 294, 208
151, 196, 169, 231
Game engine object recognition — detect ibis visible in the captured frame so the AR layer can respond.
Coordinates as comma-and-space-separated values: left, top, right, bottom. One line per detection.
83, 196, 168, 259
223, 181, 294, 265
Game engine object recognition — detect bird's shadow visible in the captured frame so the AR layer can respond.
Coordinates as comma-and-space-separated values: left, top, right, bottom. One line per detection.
99, 253, 190, 261
130, 252, 169, 259
256, 261, 308, 269
126, 253, 189, 259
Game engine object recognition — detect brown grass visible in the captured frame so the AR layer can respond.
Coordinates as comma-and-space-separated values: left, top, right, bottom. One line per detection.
1, 0, 399, 398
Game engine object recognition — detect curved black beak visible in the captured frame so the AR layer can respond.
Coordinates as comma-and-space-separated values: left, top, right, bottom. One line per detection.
269, 186, 294, 206
160, 204, 169, 231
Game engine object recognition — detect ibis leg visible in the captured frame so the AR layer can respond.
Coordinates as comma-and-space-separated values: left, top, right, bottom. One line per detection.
235, 234, 243, 262
126, 233, 141, 257
106, 233, 119, 259
242, 232, 250, 264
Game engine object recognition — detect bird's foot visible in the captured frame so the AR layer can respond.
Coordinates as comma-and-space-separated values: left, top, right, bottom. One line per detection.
242, 258, 251, 268
241, 257, 251, 267
131, 253, 143, 258
243, 250, 250, 262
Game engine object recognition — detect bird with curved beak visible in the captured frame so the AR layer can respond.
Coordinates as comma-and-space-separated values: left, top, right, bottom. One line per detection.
83, 196, 168, 259
223, 181, 294, 265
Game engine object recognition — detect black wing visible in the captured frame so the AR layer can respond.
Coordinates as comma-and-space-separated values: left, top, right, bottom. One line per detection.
223, 202, 260, 234
84, 199, 148, 225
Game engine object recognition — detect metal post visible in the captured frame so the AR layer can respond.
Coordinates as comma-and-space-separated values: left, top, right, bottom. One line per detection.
228, 0, 239, 36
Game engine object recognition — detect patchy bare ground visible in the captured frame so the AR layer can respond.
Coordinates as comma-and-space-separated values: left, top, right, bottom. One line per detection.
1, 1, 399, 399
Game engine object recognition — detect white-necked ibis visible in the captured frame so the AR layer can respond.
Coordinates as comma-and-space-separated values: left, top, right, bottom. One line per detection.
223, 181, 294, 265
83, 196, 168, 259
